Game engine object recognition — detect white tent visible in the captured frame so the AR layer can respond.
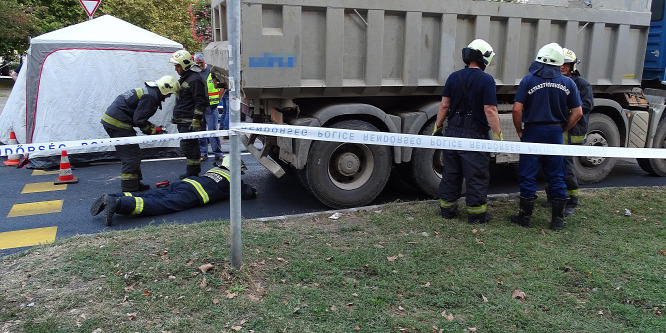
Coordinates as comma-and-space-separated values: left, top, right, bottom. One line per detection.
0, 15, 183, 166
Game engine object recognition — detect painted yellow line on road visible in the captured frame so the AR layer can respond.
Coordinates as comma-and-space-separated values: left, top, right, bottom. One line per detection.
0, 226, 57, 250
21, 182, 67, 194
31, 169, 60, 176
7, 200, 63, 218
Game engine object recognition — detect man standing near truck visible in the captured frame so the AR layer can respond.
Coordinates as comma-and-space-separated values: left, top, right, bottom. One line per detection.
193, 52, 225, 164
169, 49, 209, 179
511, 43, 583, 231
559, 48, 594, 216
433, 39, 503, 224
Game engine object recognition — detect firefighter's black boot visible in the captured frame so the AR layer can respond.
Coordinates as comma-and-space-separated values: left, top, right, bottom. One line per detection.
510, 196, 535, 227
551, 199, 566, 231
468, 212, 491, 224
440, 206, 458, 219
103, 195, 118, 226
564, 196, 578, 217
90, 195, 105, 216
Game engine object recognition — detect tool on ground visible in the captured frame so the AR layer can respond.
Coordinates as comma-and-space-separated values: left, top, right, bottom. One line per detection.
156, 180, 169, 188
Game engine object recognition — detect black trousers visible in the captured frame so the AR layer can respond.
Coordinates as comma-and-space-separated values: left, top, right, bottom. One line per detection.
104, 126, 142, 191
177, 123, 201, 176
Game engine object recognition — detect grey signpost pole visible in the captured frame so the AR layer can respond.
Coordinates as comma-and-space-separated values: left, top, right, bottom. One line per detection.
228, 0, 242, 269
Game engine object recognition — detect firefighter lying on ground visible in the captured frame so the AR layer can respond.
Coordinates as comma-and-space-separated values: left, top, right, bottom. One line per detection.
90, 157, 256, 226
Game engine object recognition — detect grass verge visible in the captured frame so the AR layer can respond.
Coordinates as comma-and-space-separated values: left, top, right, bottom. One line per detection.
1, 187, 665, 332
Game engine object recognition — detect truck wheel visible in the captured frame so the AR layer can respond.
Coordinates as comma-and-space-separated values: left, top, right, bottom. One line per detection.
304, 120, 392, 208
405, 121, 443, 198
573, 113, 620, 184
637, 119, 666, 176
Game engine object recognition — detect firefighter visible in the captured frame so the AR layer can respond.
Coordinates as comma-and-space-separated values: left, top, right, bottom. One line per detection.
511, 43, 583, 230
169, 49, 209, 179
90, 157, 257, 226
433, 39, 503, 224
101, 75, 180, 192
555, 48, 594, 216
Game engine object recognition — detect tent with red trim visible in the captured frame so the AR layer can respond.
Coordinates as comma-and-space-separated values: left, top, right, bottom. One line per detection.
0, 15, 183, 167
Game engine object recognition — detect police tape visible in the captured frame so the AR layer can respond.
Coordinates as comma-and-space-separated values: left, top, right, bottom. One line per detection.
236, 123, 666, 159
1, 124, 665, 159
0, 130, 229, 157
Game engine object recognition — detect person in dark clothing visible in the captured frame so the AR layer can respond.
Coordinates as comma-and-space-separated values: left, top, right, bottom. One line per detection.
101, 75, 180, 192
558, 47, 594, 216
194, 52, 225, 163
169, 49, 209, 179
511, 43, 583, 231
433, 39, 503, 224
90, 162, 257, 226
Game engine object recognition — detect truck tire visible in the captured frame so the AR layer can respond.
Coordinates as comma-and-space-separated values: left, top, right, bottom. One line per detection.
403, 121, 443, 198
303, 120, 392, 208
637, 119, 666, 176
573, 113, 620, 184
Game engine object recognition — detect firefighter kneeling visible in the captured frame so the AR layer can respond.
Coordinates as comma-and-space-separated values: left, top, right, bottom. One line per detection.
90, 157, 257, 226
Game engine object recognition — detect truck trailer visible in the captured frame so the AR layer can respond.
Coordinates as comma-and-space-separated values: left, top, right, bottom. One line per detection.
205, 0, 666, 208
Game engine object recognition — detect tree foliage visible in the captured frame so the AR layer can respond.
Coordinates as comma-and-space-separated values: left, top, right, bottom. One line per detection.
1, 0, 202, 60
0, 0, 43, 60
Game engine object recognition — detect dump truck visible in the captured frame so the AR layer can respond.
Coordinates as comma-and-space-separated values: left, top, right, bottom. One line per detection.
205, 0, 666, 209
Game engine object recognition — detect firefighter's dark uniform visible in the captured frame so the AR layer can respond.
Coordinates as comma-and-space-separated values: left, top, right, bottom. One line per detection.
439, 67, 497, 223
173, 67, 208, 178
101, 85, 164, 191
109, 168, 255, 216
514, 62, 582, 202
563, 73, 594, 208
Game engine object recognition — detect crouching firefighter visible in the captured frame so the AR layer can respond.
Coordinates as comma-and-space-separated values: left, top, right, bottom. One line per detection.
90, 157, 257, 226
101, 75, 180, 192
432, 39, 503, 224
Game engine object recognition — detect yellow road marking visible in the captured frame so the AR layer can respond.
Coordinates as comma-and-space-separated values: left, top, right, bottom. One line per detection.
7, 200, 63, 218
31, 170, 60, 176
21, 182, 67, 194
0, 226, 57, 250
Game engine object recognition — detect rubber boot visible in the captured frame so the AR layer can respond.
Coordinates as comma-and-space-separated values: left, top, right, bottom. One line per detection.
551, 199, 566, 231
90, 195, 105, 216
440, 206, 458, 219
468, 212, 491, 224
179, 165, 201, 180
103, 195, 118, 226
121, 179, 141, 192
510, 196, 535, 227
564, 196, 578, 217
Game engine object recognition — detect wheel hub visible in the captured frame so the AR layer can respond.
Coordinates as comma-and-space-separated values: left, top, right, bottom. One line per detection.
335, 152, 361, 177
581, 133, 607, 166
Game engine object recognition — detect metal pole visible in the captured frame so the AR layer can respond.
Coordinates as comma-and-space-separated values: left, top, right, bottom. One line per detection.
228, 0, 243, 269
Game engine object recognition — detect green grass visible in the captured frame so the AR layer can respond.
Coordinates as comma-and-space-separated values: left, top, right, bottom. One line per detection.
1, 187, 665, 332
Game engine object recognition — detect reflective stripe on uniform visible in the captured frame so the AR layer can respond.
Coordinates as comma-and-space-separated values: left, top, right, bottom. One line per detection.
121, 173, 139, 180
194, 108, 205, 117
206, 168, 230, 182
135, 88, 144, 99
440, 200, 457, 208
123, 192, 133, 196
132, 197, 144, 215
187, 159, 201, 166
467, 204, 487, 215
182, 178, 210, 204
566, 189, 579, 197
102, 114, 133, 130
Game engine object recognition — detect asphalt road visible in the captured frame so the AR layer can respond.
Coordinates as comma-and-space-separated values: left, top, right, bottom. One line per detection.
1, 148, 665, 257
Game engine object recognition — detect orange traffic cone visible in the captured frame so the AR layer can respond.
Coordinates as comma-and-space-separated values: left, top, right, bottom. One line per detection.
3, 130, 21, 166
54, 150, 79, 184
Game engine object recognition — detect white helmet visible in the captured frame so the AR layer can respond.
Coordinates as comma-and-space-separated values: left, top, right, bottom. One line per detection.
562, 47, 580, 71
155, 75, 180, 96
463, 39, 495, 70
169, 50, 194, 71
535, 43, 565, 66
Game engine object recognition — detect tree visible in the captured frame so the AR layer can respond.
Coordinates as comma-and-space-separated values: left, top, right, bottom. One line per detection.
0, 0, 43, 60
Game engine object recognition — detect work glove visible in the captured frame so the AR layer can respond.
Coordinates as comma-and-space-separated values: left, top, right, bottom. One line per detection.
432, 124, 443, 136
190, 118, 201, 131
141, 124, 168, 135
493, 131, 504, 141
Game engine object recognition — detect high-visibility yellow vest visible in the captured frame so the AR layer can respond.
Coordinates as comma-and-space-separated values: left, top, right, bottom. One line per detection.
207, 73, 221, 105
